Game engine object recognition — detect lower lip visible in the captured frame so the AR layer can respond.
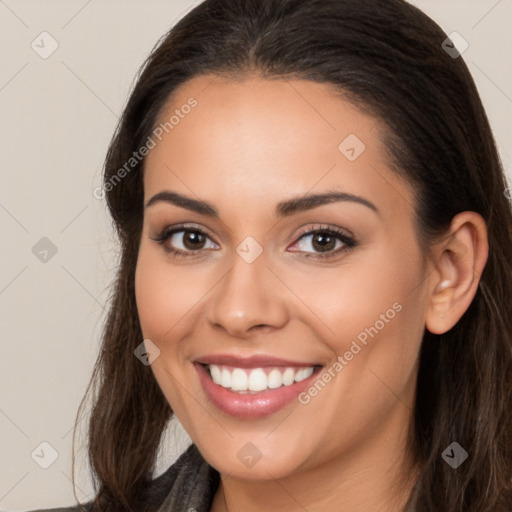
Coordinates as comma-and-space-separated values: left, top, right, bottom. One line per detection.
194, 362, 321, 419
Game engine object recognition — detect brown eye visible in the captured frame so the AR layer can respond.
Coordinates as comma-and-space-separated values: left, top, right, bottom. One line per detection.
181, 230, 207, 250
292, 230, 350, 254
310, 232, 337, 252
288, 226, 357, 260
151, 225, 218, 258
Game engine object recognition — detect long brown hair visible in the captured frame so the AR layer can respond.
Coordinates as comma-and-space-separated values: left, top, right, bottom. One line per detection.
71, 0, 512, 510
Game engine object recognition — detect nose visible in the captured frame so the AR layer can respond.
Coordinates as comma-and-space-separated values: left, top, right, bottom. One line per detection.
206, 249, 289, 339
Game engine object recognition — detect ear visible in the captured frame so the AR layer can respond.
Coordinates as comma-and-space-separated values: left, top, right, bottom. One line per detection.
425, 211, 489, 335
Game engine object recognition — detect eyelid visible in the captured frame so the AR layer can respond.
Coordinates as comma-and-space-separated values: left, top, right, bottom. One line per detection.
292, 223, 355, 242
153, 222, 217, 243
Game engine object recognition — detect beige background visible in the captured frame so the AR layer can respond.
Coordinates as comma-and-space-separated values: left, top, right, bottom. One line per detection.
0, 0, 511, 510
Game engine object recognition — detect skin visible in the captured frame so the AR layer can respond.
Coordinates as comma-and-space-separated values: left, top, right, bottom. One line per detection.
134, 74, 488, 512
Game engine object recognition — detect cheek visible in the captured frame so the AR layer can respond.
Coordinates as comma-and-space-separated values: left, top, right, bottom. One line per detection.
291, 253, 425, 447
289, 241, 420, 339
134, 247, 201, 412
293, 237, 424, 391
134, 245, 208, 342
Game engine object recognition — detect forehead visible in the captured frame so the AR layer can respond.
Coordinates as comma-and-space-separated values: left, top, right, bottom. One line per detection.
143, 74, 414, 223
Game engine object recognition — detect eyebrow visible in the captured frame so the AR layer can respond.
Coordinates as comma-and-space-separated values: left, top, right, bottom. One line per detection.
145, 189, 380, 218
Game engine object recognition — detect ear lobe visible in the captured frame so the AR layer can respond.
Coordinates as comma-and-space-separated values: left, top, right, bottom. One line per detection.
424, 212, 488, 335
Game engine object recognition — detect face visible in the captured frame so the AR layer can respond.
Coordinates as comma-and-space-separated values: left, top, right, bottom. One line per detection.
135, 74, 430, 482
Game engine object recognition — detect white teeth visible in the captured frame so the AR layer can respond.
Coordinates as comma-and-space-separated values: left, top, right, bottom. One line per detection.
267, 368, 283, 389
210, 364, 221, 384
248, 368, 267, 392
294, 367, 314, 382
207, 364, 316, 392
230, 368, 248, 391
220, 367, 231, 388
282, 368, 295, 386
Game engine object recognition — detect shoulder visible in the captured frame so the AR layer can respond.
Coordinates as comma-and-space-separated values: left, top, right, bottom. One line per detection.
23, 444, 219, 512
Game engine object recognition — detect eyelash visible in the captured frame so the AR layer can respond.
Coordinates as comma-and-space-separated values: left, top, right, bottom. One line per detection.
150, 223, 357, 261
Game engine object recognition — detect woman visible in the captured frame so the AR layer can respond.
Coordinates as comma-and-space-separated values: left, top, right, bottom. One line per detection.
30, 0, 512, 510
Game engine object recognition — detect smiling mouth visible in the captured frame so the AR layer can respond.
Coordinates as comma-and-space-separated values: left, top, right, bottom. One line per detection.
201, 363, 323, 394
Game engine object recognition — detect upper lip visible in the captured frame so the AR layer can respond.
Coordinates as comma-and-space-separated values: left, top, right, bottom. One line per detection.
195, 354, 322, 368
